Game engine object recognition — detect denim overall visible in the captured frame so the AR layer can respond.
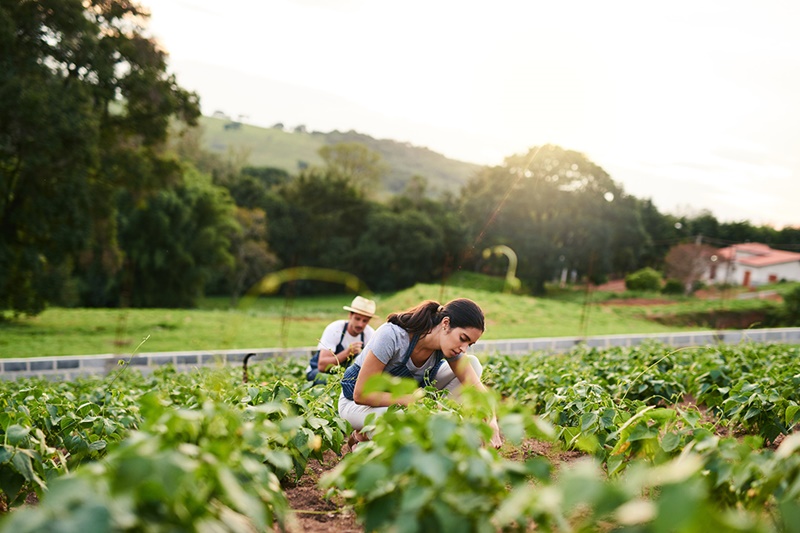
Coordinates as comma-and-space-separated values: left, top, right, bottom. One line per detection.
341, 333, 445, 400
307, 322, 363, 384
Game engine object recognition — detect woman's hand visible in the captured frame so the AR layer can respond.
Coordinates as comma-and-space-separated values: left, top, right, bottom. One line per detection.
488, 416, 503, 448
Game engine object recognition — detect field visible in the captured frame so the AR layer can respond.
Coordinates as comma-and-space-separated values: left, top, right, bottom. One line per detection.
1, 278, 793, 359
0, 340, 798, 531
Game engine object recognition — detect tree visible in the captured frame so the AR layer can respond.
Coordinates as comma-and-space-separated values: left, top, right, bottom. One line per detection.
663, 243, 717, 294
205, 207, 279, 305
264, 169, 370, 292
0, 0, 199, 314
318, 142, 387, 197
459, 145, 641, 293
116, 167, 237, 307
351, 207, 446, 292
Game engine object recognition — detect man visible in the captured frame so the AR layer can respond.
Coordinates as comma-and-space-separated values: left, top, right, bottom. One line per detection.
306, 296, 377, 383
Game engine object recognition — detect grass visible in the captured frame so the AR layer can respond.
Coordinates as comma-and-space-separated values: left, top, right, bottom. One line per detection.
2, 276, 793, 359
200, 116, 326, 172
1, 280, 762, 359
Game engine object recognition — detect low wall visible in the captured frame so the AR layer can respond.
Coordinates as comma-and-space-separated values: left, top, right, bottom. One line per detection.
2, 327, 800, 381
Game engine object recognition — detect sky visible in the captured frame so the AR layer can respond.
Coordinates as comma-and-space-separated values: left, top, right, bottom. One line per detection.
138, 0, 800, 229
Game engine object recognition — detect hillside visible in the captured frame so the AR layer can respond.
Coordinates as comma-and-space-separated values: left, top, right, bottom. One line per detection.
199, 115, 483, 195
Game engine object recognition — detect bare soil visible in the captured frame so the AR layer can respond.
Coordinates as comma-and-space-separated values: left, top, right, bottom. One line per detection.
278, 449, 359, 533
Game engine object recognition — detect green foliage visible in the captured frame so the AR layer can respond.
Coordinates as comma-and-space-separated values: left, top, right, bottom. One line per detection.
460, 145, 648, 294
351, 206, 447, 291
321, 388, 554, 532
662, 278, 684, 294
1, 344, 800, 530
116, 167, 238, 307
625, 267, 664, 292
0, 396, 290, 532
781, 285, 800, 325
0, 0, 199, 315
318, 142, 387, 197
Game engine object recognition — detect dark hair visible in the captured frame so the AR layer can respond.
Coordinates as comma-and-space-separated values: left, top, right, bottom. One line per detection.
387, 298, 485, 336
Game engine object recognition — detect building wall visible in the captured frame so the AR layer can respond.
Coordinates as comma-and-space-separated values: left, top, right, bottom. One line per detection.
705, 260, 800, 286
745, 261, 800, 285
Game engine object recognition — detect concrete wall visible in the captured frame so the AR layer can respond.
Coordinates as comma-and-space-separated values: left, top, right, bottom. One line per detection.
3, 327, 800, 381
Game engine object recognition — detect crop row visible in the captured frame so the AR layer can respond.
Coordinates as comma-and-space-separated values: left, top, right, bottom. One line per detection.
0, 342, 798, 531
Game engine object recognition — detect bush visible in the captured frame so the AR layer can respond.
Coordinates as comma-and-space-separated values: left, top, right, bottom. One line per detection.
662, 279, 684, 295
782, 285, 800, 326
625, 268, 663, 292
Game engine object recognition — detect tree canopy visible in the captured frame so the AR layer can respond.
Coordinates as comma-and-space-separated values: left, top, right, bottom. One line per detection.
0, 0, 199, 314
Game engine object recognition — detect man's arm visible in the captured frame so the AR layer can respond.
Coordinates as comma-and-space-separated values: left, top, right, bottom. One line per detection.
317, 343, 359, 373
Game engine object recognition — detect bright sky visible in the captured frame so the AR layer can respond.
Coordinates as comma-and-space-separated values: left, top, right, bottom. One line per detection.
139, 0, 800, 229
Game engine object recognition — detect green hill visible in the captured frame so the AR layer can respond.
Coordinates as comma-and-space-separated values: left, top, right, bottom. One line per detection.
199, 115, 483, 195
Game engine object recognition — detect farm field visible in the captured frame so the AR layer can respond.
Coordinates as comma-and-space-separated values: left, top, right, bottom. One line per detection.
0, 341, 798, 531
1, 280, 791, 359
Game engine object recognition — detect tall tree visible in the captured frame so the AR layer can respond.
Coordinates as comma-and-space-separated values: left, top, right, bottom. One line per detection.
460, 145, 642, 292
116, 167, 237, 307
318, 142, 387, 197
664, 242, 718, 294
264, 169, 370, 292
0, 0, 199, 314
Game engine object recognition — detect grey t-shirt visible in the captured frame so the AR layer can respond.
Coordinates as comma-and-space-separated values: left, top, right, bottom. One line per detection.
354, 322, 460, 380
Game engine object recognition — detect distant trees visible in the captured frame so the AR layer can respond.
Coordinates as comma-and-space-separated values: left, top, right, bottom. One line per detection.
460, 145, 648, 293
663, 242, 718, 294
116, 167, 237, 307
318, 142, 387, 197
3, 0, 800, 315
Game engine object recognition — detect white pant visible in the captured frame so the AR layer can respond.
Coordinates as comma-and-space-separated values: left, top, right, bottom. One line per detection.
338, 354, 483, 431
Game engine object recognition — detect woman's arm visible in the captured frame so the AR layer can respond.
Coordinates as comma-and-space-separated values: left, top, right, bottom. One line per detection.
447, 356, 503, 448
353, 350, 421, 407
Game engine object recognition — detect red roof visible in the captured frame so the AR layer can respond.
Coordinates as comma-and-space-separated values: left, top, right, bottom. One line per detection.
717, 243, 800, 267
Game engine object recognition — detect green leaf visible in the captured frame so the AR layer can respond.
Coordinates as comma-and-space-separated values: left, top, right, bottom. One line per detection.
580, 412, 598, 432
680, 409, 701, 427
743, 406, 762, 421
399, 486, 434, 514
498, 414, 525, 444
355, 462, 389, 494
785, 405, 799, 425
606, 453, 625, 476
413, 452, 452, 483
11, 451, 37, 483
0, 466, 25, 502
0, 445, 13, 463
660, 432, 681, 452
391, 445, 416, 474
628, 421, 659, 442
263, 450, 293, 474
5, 425, 30, 446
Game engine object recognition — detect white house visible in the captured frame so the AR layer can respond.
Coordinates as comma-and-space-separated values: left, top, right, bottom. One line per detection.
704, 243, 800, 287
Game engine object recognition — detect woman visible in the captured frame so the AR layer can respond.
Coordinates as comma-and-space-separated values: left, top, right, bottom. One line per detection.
339, 298, 502, 449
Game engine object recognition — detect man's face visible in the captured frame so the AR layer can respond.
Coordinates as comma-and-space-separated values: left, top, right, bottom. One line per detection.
347, 312, 372, 335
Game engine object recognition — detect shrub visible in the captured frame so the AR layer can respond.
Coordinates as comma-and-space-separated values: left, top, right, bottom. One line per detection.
625, 268, 663, 292
662, 278, 684, 295
782, 285, 800, 326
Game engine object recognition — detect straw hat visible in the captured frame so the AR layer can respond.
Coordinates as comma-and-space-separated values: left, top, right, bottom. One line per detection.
343, 296, 376, 318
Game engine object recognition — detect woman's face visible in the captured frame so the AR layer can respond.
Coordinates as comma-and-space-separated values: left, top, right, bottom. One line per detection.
440, 324, 483, 358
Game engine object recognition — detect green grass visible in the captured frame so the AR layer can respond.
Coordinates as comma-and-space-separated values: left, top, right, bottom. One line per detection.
0, 283, 727, 359
198, 116, 481, 194
200, 116, 326, 172
3, 277, 793, 359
